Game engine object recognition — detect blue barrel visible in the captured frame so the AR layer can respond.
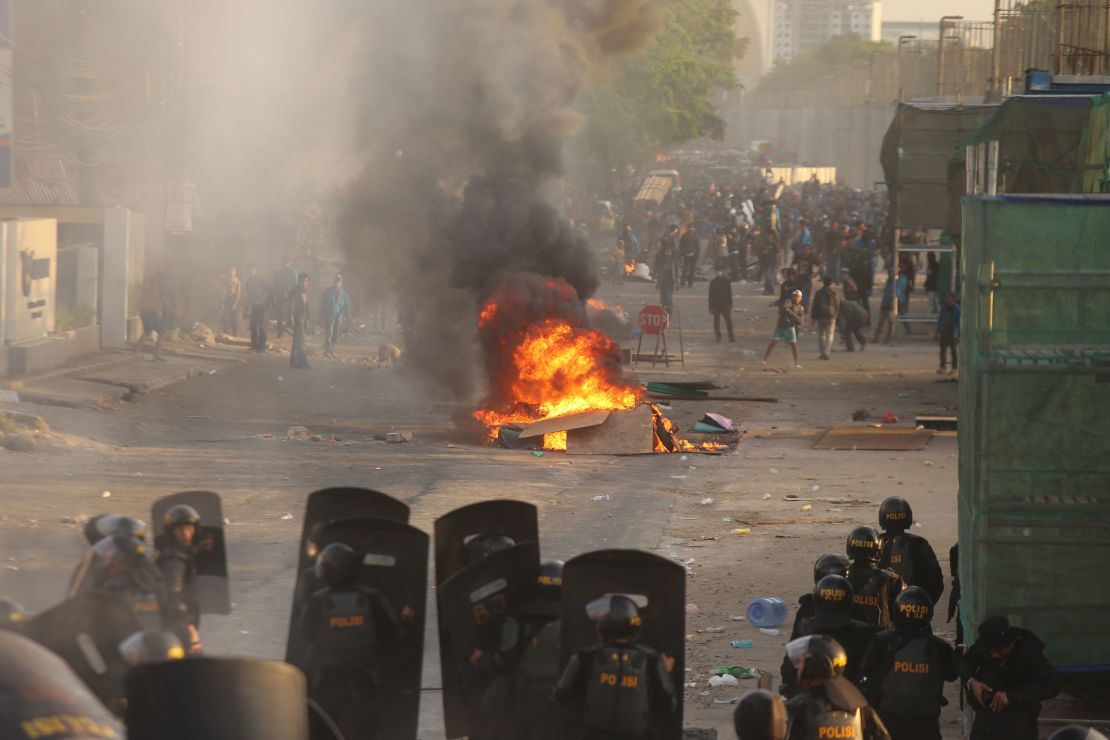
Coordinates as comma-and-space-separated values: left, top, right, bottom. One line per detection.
746, 597, 788, 628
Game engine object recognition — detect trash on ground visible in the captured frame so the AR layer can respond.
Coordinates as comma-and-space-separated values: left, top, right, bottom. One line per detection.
758, 627, 782, 636
280, 513, 294, 520
730, 640, 754, 649
769, 467, 779, 474
800, 504, 813, 512
591, 495, 610, 502
100, 491, 112, 498
713, 665, 760, 679
699, 497, 714, 505
384, 431, 414, 443
881, 411, 899, 424
809, 484, 821, 493
707, 675, 739, 687
531, 450, 544, 457
732, 528, 751, 536
762, 493, 773, 500
714, 696, 740, 705
670, 475, 688, 480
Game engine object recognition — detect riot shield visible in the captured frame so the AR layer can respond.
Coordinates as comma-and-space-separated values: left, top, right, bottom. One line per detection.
23, 591, 141, 712
0, 631, 123, 740
297, 488, 410, 570
560, 549, 686, 740
83, 513, 120, 544
151, 491, 230, 614
285, 516, 429, 740
437, 541, 540, 739
433, 499, 539, 585
125, 658, 310, 740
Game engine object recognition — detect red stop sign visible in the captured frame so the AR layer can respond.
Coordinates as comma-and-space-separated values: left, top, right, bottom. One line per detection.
638, 305, 669, 335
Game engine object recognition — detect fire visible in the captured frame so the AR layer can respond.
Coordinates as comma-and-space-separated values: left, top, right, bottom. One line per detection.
473, 317, 642, 446
473, 271, 729, 454
623, 261, 636, 274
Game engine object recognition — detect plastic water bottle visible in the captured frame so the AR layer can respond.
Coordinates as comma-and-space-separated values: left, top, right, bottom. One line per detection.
746, 597, 788, 628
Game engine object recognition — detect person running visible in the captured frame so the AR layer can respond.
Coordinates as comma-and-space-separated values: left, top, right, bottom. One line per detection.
763, 289, 805, 369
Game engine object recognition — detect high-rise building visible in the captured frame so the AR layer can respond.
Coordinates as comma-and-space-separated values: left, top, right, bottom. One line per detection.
771, 0, 883, 63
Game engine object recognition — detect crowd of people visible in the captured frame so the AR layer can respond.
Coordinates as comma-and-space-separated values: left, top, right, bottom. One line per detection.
593, 172, 962, 373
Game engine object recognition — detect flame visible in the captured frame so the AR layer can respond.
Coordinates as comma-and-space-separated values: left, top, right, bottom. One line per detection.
623, 260, 636, 274
473, 272, 727, 454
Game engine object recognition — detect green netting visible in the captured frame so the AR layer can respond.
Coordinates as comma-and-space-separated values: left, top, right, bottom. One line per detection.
959, 195, 1110, 670
881, 103, 998, 231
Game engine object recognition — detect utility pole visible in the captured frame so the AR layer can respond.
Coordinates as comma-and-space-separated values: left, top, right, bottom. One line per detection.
897, 35, 918, 101
990, 0, 1002, 98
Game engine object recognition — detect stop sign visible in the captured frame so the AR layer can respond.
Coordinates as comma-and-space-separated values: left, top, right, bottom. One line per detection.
638, 305, 669, 335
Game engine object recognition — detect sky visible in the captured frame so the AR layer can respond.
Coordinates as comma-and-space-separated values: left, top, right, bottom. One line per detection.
884, 0, 995, 22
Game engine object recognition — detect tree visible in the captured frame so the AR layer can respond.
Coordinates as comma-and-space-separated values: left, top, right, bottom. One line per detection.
573, 0, 747, 189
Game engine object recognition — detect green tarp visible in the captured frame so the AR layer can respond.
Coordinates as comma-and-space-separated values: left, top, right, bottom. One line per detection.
959, 194, 1110, 670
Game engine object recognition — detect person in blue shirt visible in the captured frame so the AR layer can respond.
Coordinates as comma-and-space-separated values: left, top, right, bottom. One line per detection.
319, 274, 352, 358
934, 293, 961, 375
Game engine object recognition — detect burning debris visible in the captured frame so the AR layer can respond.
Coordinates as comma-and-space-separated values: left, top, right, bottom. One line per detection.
470, 272, 725, 454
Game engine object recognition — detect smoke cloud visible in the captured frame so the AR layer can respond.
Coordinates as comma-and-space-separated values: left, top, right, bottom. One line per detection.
335, 0, 662, 402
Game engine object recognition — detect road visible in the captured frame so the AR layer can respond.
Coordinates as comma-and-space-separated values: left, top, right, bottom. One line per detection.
1, 273, 967, 737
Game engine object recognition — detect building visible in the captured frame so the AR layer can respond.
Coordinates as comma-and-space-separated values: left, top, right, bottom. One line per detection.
771, 0, 883, 63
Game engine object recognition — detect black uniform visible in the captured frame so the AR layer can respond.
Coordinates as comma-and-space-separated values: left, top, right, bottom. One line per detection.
479, 615, 565, 740
960, 627, 1059, 740
73, 539, 165, 630
847, 563, 904, 631
879, 531, 943, 605
295, 584, 403, 739
156, 541, 199, 645
859, 628, 958, 739
554, 641, 676, 740
786, 676, 891, 740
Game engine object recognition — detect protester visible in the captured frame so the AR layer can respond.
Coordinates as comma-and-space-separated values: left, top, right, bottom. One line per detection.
873, 270, 897, 345
272, 256, 298, 339
135, 273, 169, 363
810, 275, 841, 361
763, 289, 805, 368
290, 272, 311, 369
654, 242, 679, 319
934, 293, 960, 375
242, 265, 271, 353
220, 265, 241, 336
319, 274, 352, 359
708, 267, 734, 343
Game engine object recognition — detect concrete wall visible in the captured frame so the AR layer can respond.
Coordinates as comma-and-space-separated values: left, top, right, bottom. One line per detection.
737, 102, 895, 189
100, 207, 135, 350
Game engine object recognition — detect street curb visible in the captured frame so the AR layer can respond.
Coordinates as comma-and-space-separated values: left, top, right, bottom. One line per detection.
1, 352, 134, 390
80, 367, 207, 395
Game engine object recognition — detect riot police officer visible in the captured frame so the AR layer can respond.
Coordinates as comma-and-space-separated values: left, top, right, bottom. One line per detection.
734, 689, 788, 740
877, 498, 943, 605
554, 594, 677, 739
784, 575, 876, 696
783, 635, 891, 740
294, 543, 414, 740
72, 534, 165, 629
156, 504, 203, 653
475, 560, 566, 740
83, 513, 149, 545
846, 526, 905, 630
791, 553, 851, 639
858, 587, 958, 740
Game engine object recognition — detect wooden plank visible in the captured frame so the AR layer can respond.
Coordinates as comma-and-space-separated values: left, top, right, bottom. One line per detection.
517, 410, 612, 440
813, 426, 934, 451
567, 405, 655, 455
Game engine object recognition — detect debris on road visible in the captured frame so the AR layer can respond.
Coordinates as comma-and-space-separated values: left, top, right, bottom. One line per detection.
713, 666, 760, 679
280, 513, 294, 520
732, 528, 751, 536
286, 426, 312, 441
730, 640, 754, 649
699, 497, 714, 505
384, 431, 414, 443
2, 433, 37, 452
591, 495, 610, 502
707, 674, 739, 687
800, 504, 813, 512
100, 490, 111, 498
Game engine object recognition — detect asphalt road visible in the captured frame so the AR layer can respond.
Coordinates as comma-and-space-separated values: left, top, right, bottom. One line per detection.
0, 273, 978, 737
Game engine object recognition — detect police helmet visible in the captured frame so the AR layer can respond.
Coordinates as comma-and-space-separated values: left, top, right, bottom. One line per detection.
314, 543, 358, 586
813, 575, 852, 613
786, 634, 848, 681
84, 513, 124, 544
878, 496, 913, 532
1048, 727, 1110, 740
0, 596, 28, 629
597, 595, 642, 642
846, 525, 882, 562
119, 630, 186, 666
813, 553, 850, 583
163, 504, 201, 530
94, 534, 151, 570
733, 689, 788, 740
536, 560, 564, 600
894, 586, 934, 629
463, 533, 515, 563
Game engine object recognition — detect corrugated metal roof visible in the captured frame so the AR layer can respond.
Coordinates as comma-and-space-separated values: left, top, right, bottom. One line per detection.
0, 157, 163, 213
